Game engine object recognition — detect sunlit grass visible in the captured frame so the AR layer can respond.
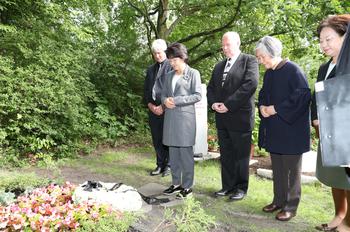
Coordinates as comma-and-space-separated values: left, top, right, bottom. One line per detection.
49, 145, 334, 231
98, 151, 129, 162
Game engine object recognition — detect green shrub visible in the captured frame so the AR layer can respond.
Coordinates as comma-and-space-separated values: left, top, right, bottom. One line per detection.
0, 171, 50, 193
0, 1, 148, 166
76, 212, 135, 232
165, 197, 216, 232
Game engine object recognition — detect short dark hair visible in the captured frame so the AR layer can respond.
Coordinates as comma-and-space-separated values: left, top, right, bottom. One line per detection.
165, 42, 188, 63
317, 14, 350, 38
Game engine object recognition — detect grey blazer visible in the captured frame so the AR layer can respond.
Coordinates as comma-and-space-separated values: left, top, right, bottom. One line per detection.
161, 65, 202, 147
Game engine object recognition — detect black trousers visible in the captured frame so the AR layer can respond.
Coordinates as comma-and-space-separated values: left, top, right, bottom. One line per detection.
218, 129, 252, 193
149, 113, 169, 169
270, 153, 302, 213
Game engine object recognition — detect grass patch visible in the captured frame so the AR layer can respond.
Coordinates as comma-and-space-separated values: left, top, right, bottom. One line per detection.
21, 145, 335, 231
76, 212, 136, 232
99, 151, 129, 162
0, 170, 50, 192
165, 197, 216, 232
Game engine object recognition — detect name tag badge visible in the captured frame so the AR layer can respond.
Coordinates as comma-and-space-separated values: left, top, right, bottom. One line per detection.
315, 81, 324, 92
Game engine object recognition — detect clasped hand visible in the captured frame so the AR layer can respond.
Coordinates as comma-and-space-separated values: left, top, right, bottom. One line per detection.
164, 97, 176, 109
212, 103, 228, 113
148, 103, 164, 116
259, 105, 277, 118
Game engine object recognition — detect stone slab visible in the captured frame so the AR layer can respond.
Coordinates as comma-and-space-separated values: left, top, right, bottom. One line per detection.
194, 151, 220, 161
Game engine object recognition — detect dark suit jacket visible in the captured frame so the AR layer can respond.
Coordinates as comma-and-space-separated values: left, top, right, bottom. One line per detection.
143, 59, 172, 108
311, 60, 336, 121
207, 53, 259, 132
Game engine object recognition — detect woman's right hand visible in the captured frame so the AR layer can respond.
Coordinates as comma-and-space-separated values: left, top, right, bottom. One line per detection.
164, 97, 175, 109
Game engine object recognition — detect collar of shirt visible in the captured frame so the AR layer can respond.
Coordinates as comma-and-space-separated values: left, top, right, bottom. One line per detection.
158, 59, 167, 66
226, 51, 241, 66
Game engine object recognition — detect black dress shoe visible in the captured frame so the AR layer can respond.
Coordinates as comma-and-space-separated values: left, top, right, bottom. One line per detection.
315, 223, 337, 231
275, 210, 296, 221
228, 190, 246, 201
150, 166, 162, 176
262, 203, 282, 213
161, 166, 170, 177
214, 189, 231, 197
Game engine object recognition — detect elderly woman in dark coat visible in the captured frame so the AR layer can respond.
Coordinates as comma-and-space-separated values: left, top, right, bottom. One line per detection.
161, 42, 202, 199
256, 36, 311, 221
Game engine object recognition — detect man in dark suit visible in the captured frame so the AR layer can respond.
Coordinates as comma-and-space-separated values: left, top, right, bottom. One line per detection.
207, 32, 259, 200
144, 39, 172, 176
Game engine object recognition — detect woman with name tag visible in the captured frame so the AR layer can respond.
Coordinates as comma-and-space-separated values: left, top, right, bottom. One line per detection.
312, 14, 350, 232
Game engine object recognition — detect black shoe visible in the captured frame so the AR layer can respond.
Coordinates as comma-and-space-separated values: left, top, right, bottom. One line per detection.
161, 167, 170, 177
229, 189, 246, 201
214, 189, 232, 197
150, 166, 162, 176
163, 185, 183, 195
176, 188, 193, 199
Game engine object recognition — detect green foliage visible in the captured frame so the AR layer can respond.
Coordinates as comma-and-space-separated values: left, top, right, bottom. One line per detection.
165, 197, 216, 232
0, 0, 348, 166
0, 0, 148, 165
251, 108, 260, 147
76, 212, 135, 232
0, 171, 50, 195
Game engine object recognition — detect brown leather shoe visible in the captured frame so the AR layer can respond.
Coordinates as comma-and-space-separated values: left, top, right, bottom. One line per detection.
275, 210, 296, 221
262, 203, 281, 213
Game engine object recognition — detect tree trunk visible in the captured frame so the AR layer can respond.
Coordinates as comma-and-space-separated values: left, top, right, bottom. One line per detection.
157, 0, 168, 40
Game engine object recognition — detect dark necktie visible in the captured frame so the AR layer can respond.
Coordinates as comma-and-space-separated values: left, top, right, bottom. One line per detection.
222, 58, 231, 87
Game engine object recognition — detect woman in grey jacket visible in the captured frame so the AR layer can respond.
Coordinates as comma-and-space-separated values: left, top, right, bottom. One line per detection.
161, 42, 202, 199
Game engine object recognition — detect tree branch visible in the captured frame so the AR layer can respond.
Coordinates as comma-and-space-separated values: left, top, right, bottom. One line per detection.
189, 47, 222, 65
127, 0, 158, 38
190, 30, 290, 65
188, 37, 209, 53
148, 6, 158, 16
165, 16, 181, 38
244, 30, 289, 45
141, 1, 158, 38
177, 0, 242, 43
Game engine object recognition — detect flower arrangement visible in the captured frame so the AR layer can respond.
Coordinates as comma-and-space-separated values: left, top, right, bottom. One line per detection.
0, 182, 122, 231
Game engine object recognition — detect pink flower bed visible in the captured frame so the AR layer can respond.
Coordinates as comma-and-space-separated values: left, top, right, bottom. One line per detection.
0, 182, 122, 231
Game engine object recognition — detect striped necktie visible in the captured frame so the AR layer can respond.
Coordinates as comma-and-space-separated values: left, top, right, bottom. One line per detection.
222, 58, 231, 87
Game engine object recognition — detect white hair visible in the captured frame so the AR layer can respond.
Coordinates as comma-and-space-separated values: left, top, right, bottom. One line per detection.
151, 39, 167, 52
223, 31, 241, 47
255, 36, 283, 58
